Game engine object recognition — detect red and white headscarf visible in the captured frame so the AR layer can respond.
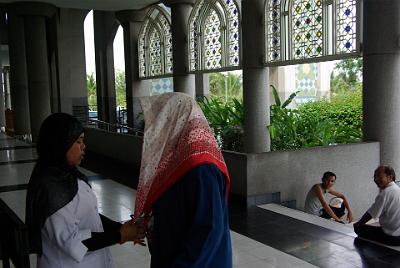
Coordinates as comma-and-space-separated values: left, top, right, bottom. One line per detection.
132, 92, 230, 221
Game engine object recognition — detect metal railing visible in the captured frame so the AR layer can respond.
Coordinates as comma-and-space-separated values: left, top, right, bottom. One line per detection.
85, 118, 144, 136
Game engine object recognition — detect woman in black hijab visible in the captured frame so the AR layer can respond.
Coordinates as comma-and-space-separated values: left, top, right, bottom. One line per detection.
26, 113, 144, 268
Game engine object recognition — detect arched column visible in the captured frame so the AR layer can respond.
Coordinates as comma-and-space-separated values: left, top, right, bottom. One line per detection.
195, 73, 210, 98
363, 0, 400, 172
93, 11, 119, 124
242, 0, 270, 153
8, 2, 56, 141
116, 9, 150, 129
49, 8, 89, 118
7, 11, 31, 136
163, 0, 196, 98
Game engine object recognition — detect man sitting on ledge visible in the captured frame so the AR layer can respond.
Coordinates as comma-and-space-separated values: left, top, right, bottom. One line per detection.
354, 165, 400, 246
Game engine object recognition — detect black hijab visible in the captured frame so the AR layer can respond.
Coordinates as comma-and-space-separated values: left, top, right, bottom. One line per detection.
26, 113, 87, 254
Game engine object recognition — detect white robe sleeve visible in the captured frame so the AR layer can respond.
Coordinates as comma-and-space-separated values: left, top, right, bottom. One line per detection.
42, 201, 92, 262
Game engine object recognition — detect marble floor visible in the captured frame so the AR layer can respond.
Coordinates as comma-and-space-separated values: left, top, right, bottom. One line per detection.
2, 132, 400, 268
0, 132, 316, 268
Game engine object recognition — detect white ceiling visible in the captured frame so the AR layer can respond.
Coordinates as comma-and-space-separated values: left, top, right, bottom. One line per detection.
0, 0, 160, 11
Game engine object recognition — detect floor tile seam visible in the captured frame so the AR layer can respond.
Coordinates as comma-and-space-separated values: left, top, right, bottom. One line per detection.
0, 159, 37, 165
0, 145, 35, 151
0, 184, 28, 193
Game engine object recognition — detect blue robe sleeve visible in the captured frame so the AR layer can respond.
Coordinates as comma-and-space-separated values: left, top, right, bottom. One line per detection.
150, 164, 232, 268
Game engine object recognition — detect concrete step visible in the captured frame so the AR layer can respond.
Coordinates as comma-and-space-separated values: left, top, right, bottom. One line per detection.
258, 203, 400, 252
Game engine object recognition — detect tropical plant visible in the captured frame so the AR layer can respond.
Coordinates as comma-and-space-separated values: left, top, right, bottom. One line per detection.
115, 69, 126, 108
197, 96, 244, 151
86, 70, 127, 109
331, 58, 363, 95
209, 72, 242, 102
298, 88, 362, 144
87, 73, 97, 109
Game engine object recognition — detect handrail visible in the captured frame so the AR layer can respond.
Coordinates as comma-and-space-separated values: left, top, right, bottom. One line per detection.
85, 118, 144, 136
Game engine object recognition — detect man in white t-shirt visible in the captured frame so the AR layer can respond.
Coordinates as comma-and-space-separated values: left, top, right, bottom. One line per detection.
354, 165, 400, 245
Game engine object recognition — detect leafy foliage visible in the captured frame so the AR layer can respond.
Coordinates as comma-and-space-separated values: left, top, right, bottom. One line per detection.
331, 58, 362, 95
209, 72, 242, 102
197, 96, 244, 151
270, 86, 362, 150
87, 73, 97, 109
115, 70, 126, 108
198, 85, 362, 152
86, 70, 127, 110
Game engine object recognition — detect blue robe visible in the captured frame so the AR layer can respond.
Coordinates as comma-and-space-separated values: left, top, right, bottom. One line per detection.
150, 164, 232, 268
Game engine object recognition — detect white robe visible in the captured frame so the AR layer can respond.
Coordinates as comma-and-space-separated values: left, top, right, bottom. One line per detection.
38, 180, 114, 268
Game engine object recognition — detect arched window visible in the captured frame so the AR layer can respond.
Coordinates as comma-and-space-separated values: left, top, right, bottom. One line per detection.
139, 6, 172, 79
189, 0, 240, 72
265, 0, 360, 65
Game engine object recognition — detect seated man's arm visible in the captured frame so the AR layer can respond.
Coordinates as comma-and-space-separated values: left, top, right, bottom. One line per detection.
314, 185, 342, 222
328, 189, 353, 222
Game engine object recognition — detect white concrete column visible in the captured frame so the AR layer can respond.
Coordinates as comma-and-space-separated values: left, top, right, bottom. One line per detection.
242, 0, 270, 153
116, 10, 150, 129
363, 0, 400, 172
164, 0, 196, 98
7, 11, 31, 135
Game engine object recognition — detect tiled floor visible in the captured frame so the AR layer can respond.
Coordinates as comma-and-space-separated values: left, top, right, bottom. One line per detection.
0, 133, 317, 268
2, 132, 400, 268
229, 205, 400, 268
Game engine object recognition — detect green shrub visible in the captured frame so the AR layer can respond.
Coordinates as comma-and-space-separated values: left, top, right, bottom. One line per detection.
197, 96, 243, 151
198, 87, 362, 152
298, 89, 362, 144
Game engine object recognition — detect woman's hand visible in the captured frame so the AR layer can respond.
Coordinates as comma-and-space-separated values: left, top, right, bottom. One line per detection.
119, 222, 146, 244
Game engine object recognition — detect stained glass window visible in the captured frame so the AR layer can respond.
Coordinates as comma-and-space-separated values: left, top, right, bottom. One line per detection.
149, 28, 162, 76
336, 0, 357, 54
138, 6, 172, 78
225, 0, 240, 66
189, 0, 240, 72
189, 0, 203, 71
292, 0, 323, 59
266, 0, 281, 62
204, 9, 222, 70
265, 0, 360, 64
139, 20, 149, 78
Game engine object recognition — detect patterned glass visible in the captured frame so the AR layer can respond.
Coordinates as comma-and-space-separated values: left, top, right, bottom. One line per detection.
204, 8, 222, 70
139, 20, 149, 78
224, 0, 240, 66
138, 7, 173, 78
189, 0, 240, 71
149, 28, 162, 76
292, 0, 323, 59
267, 0, 281, 62
159, 14, 173, 73
336, 0, 357, 53
189, 0, 203, 71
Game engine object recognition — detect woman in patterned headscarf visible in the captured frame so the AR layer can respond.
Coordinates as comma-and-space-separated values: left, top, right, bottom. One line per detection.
132, 92, 232, 268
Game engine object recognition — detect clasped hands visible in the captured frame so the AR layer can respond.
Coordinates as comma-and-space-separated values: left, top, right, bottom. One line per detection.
119, 220, 147, 245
